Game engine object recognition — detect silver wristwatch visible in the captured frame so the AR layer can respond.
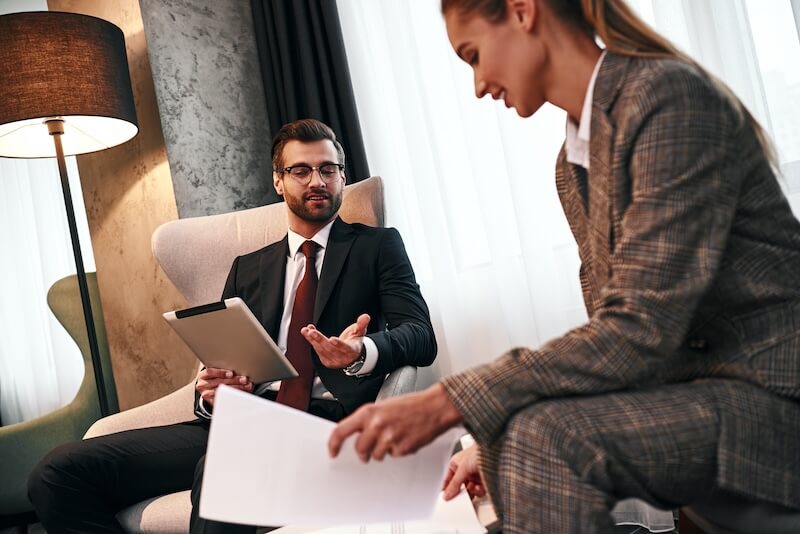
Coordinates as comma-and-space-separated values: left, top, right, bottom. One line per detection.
343, 344, 368, 377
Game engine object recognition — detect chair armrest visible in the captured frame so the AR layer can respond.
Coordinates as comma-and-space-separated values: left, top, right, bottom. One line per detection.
84, 381, 197, 439
376, 365, 417, 401
84, 365, 416, 440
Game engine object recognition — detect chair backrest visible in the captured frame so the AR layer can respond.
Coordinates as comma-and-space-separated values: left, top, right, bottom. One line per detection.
47, 272, 119, 414
152, 176, 384, 305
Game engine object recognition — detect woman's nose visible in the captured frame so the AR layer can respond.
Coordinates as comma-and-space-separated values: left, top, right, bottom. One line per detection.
475, 75, 488, 99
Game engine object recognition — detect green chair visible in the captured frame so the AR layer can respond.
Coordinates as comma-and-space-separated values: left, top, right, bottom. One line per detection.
0, 272, 118, 528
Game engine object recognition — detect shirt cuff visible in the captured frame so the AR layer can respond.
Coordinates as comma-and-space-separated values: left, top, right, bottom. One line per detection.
356, 336, 379, 376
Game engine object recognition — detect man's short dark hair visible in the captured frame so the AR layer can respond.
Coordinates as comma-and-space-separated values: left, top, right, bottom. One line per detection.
271, 119, 346, 172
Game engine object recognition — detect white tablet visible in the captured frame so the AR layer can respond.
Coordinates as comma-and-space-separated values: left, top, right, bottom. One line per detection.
163, 297, 298, 383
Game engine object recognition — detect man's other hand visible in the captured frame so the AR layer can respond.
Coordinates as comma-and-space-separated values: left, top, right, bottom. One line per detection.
195, 367, 253, 407
442, 445, 485, 500
302, 313, 370, 369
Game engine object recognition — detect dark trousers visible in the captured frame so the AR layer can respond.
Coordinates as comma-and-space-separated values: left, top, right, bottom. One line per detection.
28, 397, 346, 534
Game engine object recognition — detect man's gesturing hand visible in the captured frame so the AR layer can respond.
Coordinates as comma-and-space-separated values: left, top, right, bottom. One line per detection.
195, 367, 253, 407
328, 384, 464, 462
302, 313, 370, 369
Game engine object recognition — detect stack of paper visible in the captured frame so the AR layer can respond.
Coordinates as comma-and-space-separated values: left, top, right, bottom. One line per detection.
200, 386, 476, 531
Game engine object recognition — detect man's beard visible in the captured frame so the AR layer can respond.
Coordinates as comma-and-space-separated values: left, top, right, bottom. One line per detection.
285, 187, 343, 223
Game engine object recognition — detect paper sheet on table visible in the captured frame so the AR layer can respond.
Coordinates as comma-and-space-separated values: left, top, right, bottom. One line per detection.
200, 385, 465, 527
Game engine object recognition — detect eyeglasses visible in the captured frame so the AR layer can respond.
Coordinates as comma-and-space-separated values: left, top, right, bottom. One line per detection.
278, 163, 344, 184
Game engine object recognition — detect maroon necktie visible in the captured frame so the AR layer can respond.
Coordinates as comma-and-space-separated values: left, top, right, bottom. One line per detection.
276, 240, 319, 411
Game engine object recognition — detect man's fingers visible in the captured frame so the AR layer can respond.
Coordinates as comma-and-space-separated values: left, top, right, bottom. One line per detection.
355, 313, 370, 335
303, 327, 330, 345
199, 376, 250, 390
201, 389, 216, 406
202, 367, 235, 379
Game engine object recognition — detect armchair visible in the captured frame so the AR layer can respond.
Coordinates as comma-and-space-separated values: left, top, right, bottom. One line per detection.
0, 273, 118, 527
84, 176, 418, 534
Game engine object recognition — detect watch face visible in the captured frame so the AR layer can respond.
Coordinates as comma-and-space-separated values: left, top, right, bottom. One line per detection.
344, 353, 365, 376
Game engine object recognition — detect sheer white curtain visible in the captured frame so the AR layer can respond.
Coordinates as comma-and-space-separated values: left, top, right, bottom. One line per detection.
0, 155, 95, 425
338, 0, 578, 386
337, 0, 800, 382
629, 0, 800, 213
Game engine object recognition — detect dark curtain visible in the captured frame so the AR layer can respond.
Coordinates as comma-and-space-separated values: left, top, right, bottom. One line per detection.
250, 0, 370, 183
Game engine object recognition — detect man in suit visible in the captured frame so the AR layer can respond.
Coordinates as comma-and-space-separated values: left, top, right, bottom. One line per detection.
28, 119, 437, 534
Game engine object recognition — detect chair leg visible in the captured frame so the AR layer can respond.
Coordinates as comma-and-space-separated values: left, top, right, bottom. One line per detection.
679, 509, 707, 534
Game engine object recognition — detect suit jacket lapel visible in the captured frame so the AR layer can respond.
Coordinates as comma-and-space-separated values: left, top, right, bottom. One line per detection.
259, 236, 289, 339
557, 150, 597, 309
556, 148, 590, 243
586, 52, 630, 290
588, 110, 614, 288
314, 218, 355, 324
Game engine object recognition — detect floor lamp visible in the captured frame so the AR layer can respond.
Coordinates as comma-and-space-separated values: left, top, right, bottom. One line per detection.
0, 11, 139, 417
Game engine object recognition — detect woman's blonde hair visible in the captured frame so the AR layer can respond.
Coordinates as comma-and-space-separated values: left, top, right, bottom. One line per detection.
441, 0, 777, 167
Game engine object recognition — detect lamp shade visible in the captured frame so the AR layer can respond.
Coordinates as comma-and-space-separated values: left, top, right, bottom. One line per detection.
0, 11, 138, 158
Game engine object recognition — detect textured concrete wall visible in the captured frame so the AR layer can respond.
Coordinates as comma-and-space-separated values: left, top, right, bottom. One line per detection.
48, 0, 198, 411
139, 0, 279, 217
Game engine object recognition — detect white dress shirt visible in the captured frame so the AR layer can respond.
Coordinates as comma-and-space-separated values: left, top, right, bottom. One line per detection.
565, 50, 607, 170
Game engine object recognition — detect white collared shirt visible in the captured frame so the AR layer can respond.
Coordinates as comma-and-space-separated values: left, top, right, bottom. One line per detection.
565, 50, 607, 170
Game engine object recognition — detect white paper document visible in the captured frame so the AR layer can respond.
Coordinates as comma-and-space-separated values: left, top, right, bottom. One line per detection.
306, 490, 485, 533
200, 385, 465, 528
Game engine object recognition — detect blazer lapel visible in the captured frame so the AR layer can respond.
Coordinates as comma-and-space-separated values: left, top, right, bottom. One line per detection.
259, 236, 289, 339
585, 52, 630, 289
587, 110, 614, 288
314, 218, 355, 324
556, 149, 590, 244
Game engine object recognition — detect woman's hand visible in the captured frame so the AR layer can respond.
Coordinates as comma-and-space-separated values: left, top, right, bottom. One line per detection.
328, 383, 464, 461
442, 444, 485, 500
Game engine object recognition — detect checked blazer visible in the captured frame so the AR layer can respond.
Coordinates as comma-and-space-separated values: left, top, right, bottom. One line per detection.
442, 52, 800, 509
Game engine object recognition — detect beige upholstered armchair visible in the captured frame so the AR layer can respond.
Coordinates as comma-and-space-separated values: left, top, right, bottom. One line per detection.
84, 176, 418, 533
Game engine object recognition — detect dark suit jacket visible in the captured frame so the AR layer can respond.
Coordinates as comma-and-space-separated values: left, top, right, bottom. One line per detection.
443, 52, 800, 508
196, 217, 436, 416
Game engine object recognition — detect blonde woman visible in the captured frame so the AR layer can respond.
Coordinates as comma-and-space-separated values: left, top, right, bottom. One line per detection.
329, 0, 800, 532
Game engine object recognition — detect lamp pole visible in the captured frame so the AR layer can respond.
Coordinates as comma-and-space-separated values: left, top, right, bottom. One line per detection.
47, 119, 110, 417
